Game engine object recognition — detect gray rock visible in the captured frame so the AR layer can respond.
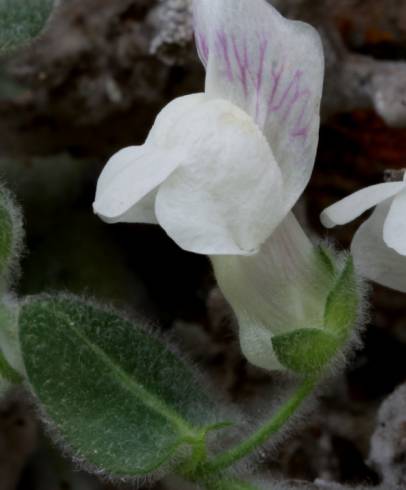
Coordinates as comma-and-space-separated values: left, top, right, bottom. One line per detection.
369, 382, 406, 488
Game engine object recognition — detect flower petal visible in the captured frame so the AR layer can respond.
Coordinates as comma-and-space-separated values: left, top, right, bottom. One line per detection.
93, 145, 185, 224
95, 146, 140, 196
94, 94, 208, 224
321, 181, 406, 228
352, 202, 406, 293
147, 93, 206, 147
155, 98, 284, 255
383, 188, 406, 255
193, 0, 324, 212
211, 213, 334, 370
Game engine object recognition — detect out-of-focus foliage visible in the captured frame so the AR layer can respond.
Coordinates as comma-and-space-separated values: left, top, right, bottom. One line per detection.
0, 186, 24, 392
0, 66, 25, 99
0, 186, 22, 283
0, 188, 20, 281
0, 0, 54, 54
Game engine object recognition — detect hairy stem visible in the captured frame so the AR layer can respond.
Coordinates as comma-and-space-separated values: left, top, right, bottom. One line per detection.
198, 377, 316, 475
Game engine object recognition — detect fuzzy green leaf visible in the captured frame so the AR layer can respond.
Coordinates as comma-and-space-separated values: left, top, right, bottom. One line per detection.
20, 296, 224, 477
272, 328, 339, 375
0, 0, 54, 54
324, 257, 358, 339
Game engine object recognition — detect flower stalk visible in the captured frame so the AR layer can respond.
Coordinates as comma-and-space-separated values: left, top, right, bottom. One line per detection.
195, 377, 316, 477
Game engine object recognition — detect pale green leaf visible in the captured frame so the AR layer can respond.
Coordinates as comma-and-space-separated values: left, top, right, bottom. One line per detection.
20, 296, 225, 477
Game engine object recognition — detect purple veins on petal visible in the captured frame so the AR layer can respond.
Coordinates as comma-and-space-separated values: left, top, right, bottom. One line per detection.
216, 31, 234, 82
231, 36, 250, 98
266, 66, 312, 142
280, 71, 311, 123
270, 68, 302, 114
267, 62, 285, 113
256, 37, 268, 93
255, 36, 269, 121
291, 98, 312, 141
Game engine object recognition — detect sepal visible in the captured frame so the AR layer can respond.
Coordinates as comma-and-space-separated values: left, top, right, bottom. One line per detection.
272, 255, 360, 375
324, 256, 358, 339
211, 216, 341, 371
272, 328, 340, 375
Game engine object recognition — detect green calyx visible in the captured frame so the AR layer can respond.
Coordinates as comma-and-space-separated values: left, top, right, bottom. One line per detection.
272, 253, 359, 375
324, 255, 359, 339
272, 327, 341, 375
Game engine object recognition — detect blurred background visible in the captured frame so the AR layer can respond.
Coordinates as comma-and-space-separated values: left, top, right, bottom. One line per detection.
1, 0, 406, 488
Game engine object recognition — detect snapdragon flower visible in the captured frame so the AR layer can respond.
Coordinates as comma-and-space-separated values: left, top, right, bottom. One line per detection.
94, 0, 323, 256
93, 0, 355, 372
321, 174, 406, 293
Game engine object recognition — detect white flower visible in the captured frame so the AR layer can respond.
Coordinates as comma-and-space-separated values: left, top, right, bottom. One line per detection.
93, 0, 324, 256
93, 0, 328, 371
212, 214, 340, 371
321, 174, 406, 292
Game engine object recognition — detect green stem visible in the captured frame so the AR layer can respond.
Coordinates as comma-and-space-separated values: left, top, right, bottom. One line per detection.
184, 436, 208, 475
198, 377, 316, 475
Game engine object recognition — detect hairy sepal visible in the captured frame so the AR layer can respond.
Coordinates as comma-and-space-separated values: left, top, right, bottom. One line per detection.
324, 256, 359, 339
272, 328, 339, 375
19, 295, 229, 479
272, 255, 360, 375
